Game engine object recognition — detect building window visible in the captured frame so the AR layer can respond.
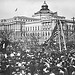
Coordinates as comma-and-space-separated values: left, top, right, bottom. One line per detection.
1, 20, 3, 22
38, 32, 39, 36
23, 19, 25, 21
33, 27, 34, 31
37, 26, 39, 30
72, 25, 75, 30
46, 32, 47, 36
14, 18, 16, 20
33, 33, 34, 36
68, 25, 71, 30
26, 27, 27, 31
35, 33, 37, 36
43, 32, 44, 36
26, 19, 27, 22
23, 31, 25, 36
35, 26, 37, 31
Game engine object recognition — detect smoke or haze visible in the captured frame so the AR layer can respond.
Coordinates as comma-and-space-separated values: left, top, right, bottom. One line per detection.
0, 0, 75, 19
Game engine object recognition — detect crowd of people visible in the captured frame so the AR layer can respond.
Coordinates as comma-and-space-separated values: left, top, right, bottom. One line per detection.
4, 48, 75, 75
0, 38, 75, 75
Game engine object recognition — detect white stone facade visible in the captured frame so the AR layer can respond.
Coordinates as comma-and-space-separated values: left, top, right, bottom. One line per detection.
0, 1, 74, 44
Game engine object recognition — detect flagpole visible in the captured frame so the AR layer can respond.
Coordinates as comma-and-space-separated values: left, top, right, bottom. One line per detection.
15, 8, 18, 17
60, 21, 67, 50
57, 20, 62, 52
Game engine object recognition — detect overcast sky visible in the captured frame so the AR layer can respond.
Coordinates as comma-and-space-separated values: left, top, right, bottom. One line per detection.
0, 0, 75, 19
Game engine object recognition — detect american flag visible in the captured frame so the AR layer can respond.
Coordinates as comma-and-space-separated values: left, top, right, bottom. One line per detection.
45, 21, 59, 44
45, 20, 60, 50
50, 23, 59, 40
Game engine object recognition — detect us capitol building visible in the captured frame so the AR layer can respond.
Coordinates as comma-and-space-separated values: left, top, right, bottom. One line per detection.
0, 1, 74, 44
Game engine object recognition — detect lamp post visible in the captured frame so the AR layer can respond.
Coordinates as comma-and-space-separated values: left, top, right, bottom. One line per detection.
71, 17, 75, 25
71, 17, 75, 31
